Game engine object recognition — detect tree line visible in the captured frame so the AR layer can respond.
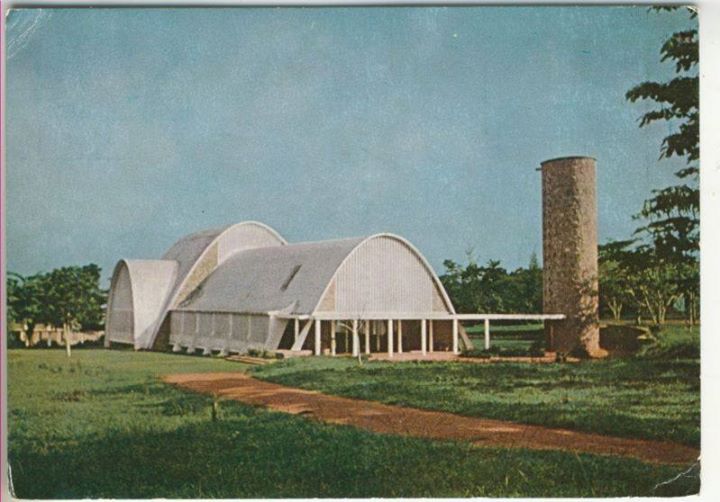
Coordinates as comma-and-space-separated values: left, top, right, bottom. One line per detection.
7, 265, 107, 343
440, 253, 542, 315
440, 247, 697, 324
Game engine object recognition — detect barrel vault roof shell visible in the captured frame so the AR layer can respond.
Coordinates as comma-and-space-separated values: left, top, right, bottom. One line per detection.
107, 259, 178, 349
177, 233, 455, 316
144, 221, 287, 348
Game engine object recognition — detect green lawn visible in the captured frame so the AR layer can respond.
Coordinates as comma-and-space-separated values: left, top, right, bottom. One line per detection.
8, 348, 699, 498
465, 322, 543, 354
252, 347, 700, 448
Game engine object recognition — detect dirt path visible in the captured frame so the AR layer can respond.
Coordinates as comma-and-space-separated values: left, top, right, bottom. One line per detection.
163, 372, 698, 466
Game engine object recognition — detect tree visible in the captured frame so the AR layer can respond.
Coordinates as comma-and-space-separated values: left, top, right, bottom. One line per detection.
440, 253, 542, 315
599, 240, 683, 325
6, 264, 107, 350
506, 253, 543, 313
625, 7, 699, 324
625, 9, 699, 250
6, 272, 44, 346
41, 264, 107, 332
598, 241, 635, 321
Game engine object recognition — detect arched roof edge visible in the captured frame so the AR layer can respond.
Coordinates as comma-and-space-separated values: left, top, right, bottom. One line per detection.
309, 233, 456, 316
147, 221, 287, 347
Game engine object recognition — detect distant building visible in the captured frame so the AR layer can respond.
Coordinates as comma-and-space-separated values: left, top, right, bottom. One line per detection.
105, 221, 473, 356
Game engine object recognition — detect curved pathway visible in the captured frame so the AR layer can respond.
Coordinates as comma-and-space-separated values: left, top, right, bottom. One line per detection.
163, 372, 698, 466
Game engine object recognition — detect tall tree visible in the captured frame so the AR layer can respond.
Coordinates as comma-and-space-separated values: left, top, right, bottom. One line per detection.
625, 7, 699, 323
625, 7, 699, 262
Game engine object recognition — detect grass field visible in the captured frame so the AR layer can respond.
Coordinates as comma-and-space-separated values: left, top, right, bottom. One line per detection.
8, 347, 699, 497
465, 322, 543, 353
466, 321, 700, 357
252, 326, 700, 447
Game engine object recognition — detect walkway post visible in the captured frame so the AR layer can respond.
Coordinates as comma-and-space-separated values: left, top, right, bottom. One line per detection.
387, 319, 394, 358
429, 321, 434, 353
452, 319, 459, 354
397, 320, 403, 353
330, 320, 337, 356
421, 319, 427, 355
364, 321, 370, 355
294, 318, 299, 345
484, 318, 491, 350
314, 319, 321, 356
352, 319, 359, 357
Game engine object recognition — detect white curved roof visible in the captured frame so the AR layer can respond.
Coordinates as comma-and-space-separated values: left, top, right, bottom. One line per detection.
160, 221, 287, 300
162, 226, 227, 287
177, 233, 455, 316
106, 259, 178, 348
178, 237, 365, 314
126, 221, 287, 348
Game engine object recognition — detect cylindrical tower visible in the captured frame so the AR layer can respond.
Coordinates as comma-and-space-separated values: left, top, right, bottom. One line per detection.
541, 156, 605, 357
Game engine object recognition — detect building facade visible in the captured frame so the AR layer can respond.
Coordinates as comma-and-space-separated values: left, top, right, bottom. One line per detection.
105, 221, 473, 356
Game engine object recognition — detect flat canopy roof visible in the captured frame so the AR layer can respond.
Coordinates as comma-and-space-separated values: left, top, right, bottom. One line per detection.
270, 312, 566, 321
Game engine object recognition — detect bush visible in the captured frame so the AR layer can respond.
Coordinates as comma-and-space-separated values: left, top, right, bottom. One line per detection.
247, 349, 280, 359
636, 325, 699, 360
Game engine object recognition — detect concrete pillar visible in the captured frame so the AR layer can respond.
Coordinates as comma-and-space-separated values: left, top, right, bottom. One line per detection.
314, 320, 321, 356
484, 319, 491, 350
421, 319, 427, 355
387, 319, 394, 358
352, 320, 359, 357
397, 320, 403, 353
294, 318, 299, 345
429, 321, 434, 353
541, 156, 605, 358
364, 322, 370, 354
452, 319, 459, 354
330, 321, 337, 356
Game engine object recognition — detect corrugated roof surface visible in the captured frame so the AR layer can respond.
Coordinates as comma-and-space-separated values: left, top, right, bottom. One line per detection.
161, 226, 228, 283
177, 237, 366, 314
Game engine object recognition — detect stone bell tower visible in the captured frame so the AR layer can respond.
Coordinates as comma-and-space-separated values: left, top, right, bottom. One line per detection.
541, 156, 605, 358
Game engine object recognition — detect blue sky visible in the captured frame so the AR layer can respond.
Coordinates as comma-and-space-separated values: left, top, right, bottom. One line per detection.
5, 6, 695, 284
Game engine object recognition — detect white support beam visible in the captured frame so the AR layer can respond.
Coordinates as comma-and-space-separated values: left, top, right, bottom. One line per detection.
397, 320, 403, 353
364, 321, 370, 354
387, 319, 394, 358
352, 319, 359, 357
314, 319, 321, 356
484, 318, 491, 350
452, 319, 459, 354
291, 319, 314, 351
330, 320, 337, 356
294, 318, 299, 345
429, 320, 434, 353
421, 319, 427, 355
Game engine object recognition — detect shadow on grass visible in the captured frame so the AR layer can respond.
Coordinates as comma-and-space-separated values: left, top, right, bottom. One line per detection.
8, 400, 699, 499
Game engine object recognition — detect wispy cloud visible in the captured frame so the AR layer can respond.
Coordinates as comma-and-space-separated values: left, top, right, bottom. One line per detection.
6, 10, 52, 60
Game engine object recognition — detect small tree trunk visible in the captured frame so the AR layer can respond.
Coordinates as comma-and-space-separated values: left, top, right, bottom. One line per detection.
64, 323, 72, 358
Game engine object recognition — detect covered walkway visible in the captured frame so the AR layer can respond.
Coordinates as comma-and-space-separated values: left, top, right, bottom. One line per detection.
276, 313, 565, 358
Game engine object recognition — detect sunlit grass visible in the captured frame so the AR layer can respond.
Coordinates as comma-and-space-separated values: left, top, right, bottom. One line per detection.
8, 348, 699, 498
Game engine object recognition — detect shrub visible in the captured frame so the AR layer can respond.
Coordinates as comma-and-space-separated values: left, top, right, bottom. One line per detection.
636, 326, 699, 360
